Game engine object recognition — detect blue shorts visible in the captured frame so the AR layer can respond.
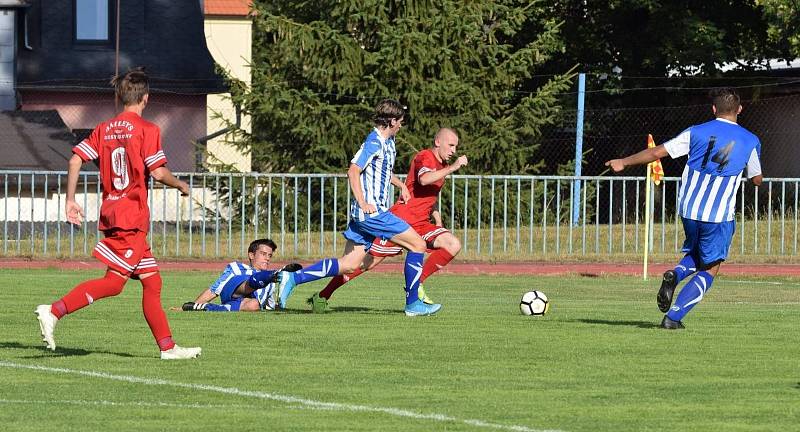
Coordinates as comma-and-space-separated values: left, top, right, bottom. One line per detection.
219, 274, 249, 303
343, 211, 411, 251
681, 217, 735, 268
221, 297, 243, 311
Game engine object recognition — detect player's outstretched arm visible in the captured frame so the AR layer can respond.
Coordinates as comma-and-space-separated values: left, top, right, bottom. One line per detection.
605, 145, 668, 173
151, 166, 189, 196
65, 154, 85, 226
419, 155, 468, 186
193, 288, 218, 304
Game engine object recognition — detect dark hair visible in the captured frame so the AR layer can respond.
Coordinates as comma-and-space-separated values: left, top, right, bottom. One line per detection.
111, 67, 149, 106
373, 99, 407, 127
709, 87, 740, 116
248, 238, 277, 254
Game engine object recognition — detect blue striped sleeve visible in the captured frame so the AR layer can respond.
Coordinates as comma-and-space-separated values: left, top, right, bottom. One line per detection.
209, 264, 235, 295
351, 140, 382, 170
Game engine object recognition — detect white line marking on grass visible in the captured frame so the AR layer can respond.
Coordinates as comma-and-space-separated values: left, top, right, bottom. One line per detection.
0, 399, 225, 409
0, 361, 561, 432
726, 280, 786, 285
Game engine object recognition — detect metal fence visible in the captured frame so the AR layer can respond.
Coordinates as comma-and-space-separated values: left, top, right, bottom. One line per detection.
2, 171, 798, 262
10, 84, 800, 177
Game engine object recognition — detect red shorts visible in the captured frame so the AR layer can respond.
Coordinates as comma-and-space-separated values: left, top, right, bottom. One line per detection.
92, 229, 159, 276
369, 222, 450, 257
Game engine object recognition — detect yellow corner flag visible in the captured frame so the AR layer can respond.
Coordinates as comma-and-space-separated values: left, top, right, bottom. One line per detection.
648, 134, 664, 185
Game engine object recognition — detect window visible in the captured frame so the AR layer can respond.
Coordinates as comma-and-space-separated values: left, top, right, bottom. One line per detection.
74, 0, 112, 43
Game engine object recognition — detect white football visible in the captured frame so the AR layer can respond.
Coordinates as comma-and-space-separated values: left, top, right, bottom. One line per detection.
519, 290, 549, 316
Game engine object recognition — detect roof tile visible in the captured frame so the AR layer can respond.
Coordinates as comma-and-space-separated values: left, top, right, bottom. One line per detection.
204, 0, 250, 16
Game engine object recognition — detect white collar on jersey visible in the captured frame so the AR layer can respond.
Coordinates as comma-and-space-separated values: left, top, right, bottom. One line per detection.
714, 118, 737, 125
374, 127, 395, 143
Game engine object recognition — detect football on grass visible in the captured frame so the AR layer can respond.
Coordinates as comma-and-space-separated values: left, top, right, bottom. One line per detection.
519, 290, 549, 316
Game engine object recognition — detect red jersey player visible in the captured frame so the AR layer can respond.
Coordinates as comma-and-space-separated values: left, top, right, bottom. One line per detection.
34, 68, 201, 359
306, 127, 468, 313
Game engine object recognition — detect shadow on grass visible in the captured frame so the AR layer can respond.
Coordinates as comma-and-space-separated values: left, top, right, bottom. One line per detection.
331, 306, 404, 314
573, 318, 660, 329
275, 306, 402, 315
0, 341, 138, 358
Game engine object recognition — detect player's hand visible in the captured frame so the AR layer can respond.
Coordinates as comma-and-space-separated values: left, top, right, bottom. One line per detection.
604, 159, 625, 173
65, 200, 84, 226
177, 181, 190, 197
398, 184, 411, 203
431, 210, 443, 227
453, 155, 468, 170
359, 202, 377, 214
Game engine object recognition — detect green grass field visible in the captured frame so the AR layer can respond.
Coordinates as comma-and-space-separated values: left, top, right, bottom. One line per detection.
1, 269, 798, 431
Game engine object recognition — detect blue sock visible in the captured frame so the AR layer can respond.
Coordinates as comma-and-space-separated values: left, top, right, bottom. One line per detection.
674, 255, 697, 283
404, 251, 424, 305
666, 271, 713, 322
248, 270, 276, 289
204, 298, 241, 312
294, 258, 339, 284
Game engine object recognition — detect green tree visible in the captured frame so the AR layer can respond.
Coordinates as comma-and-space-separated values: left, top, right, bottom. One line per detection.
757, 0, 800, 61
541, 0, 775, 78
229, 0, 574, 175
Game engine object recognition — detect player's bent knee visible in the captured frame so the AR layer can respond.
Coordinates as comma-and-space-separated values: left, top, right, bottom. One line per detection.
338, 258, 361, 274
436, 234, 461, 255
239, 299, 261, 311
447, 237, 462, 254
409, 238, 427, 253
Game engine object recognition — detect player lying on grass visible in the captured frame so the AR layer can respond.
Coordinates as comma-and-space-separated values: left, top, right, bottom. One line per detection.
306, 128, 468, 313
605, 87, 762, 330
174, 238, 301, 312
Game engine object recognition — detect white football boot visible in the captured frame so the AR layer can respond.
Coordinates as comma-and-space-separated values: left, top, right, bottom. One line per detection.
160, 345, 202, 360
34, 305, 58, 351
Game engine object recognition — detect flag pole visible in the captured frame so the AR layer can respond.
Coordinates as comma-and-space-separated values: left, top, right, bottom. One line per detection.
644, 163, 651, 280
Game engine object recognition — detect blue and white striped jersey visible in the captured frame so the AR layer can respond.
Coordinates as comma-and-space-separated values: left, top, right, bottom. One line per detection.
664, 118, 762, 223
209, 261, 275, 310
252, 285, 276, 310
349, 128, 397, 221
209, 261, 254, 295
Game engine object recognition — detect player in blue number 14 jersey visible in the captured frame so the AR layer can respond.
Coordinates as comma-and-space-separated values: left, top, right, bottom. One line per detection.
605, 88, 763, 329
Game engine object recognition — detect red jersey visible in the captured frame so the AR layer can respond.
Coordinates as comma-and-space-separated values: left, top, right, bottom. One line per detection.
390, 149, 446, 225
73, 111, 167, 232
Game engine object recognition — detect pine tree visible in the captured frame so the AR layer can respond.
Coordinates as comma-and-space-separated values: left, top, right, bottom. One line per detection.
231, 0, 574, 175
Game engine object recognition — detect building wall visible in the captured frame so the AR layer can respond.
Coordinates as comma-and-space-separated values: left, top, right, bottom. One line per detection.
0, 9, 16, 110
19, 91, 207, 173
204, 16, 252, 172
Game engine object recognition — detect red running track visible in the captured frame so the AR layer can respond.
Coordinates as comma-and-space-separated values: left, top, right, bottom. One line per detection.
2, 258, 800, 277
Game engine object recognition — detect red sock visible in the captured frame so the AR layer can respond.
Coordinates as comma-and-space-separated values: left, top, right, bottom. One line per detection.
319, 268, 365, 299
421, 249, 455, 283
51, 271, 127, 318
140, 273, 175, 351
